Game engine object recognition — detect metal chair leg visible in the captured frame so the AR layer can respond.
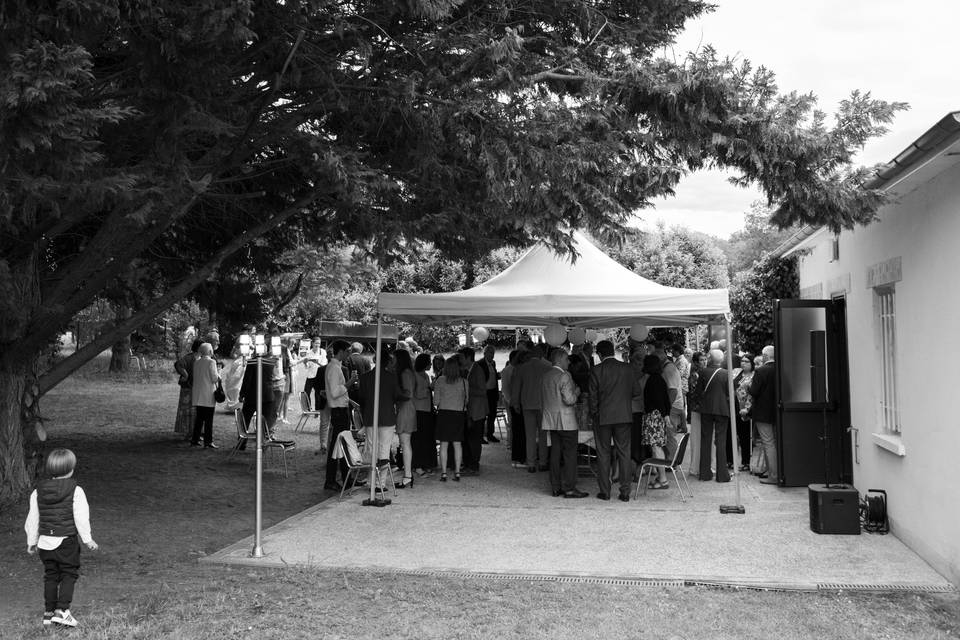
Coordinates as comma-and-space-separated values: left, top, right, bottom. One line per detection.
293, 415, 307, 432
670, 468, 686, 502
677, 465, 693, 498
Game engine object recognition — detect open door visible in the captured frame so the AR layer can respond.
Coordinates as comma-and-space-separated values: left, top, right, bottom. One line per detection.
773, 299, 851, 487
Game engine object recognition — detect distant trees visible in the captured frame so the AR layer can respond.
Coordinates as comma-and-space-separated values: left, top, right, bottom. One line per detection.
608, 224, 729, 289
724, 201, 797, 276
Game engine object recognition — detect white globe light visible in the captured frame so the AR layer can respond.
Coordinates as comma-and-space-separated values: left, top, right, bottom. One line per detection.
568, 327, 586, 345
629, 323, 649, 341
584, 329, 599, 343
544, 324, 568, 346
471, 326, 489, 342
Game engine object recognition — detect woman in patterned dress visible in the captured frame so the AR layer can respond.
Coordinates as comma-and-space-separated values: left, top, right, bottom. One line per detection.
641, 354, 671, 489
173, 339, 201, 438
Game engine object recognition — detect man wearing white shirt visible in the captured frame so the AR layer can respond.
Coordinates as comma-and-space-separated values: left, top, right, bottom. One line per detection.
324, 340, 357, 491
302, 337, 327, 408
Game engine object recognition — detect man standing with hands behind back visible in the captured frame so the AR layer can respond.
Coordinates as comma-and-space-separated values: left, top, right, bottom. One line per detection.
589, 340, 642, 502
749, 345, 779, 485
541, 349, 589, 498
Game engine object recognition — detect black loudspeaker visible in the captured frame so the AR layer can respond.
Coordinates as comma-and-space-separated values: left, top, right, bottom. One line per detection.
808, 484, 860, 535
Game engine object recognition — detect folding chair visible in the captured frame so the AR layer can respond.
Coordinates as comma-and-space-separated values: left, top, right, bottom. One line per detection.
227, 409, 297, 477
294, 391, 323, 432
494, 405, 508, 439
226, 408, 258, 462
576, 430, 598, 478
634, 432, 692, 502
263, 436, 298, 477
334, 429, 395, 501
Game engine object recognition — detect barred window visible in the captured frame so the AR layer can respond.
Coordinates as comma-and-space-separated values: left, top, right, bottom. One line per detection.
876, 286, 900, 433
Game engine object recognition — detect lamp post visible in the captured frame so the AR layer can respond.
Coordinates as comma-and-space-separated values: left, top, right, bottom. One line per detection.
237, 332, 283, 557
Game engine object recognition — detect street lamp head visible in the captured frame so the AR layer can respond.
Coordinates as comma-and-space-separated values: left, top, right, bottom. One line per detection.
270, 335, 282, 357
238, 334, 251, 357
254, 334, 267, 356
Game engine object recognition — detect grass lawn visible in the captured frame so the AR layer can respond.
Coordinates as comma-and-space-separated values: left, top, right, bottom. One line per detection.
1, 364, 958, 639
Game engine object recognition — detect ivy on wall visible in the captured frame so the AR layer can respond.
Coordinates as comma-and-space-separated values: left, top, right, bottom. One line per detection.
729, 254, 800, 354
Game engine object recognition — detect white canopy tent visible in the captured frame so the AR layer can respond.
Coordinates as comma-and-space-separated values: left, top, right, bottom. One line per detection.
364, 232, 744, 511
379, 231, 728, 328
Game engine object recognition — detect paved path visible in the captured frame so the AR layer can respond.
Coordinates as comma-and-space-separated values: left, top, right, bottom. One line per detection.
205, 440, 952, 591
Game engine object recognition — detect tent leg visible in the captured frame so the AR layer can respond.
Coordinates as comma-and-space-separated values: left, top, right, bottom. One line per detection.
720, 315, 745, 515
363, 313, 390, 507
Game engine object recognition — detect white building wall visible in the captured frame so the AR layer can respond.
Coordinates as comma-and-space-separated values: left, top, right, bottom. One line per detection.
793, 159, 960, 586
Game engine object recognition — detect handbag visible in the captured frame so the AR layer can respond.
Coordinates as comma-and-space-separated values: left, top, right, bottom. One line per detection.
214, 380, 226, 403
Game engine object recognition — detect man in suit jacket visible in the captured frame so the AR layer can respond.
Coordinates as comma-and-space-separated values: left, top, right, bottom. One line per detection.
695, 349, 730, 482
749, 345, 778, 485
541, 349, 589, 498
239, 354, 277, 438
459, 347, 488, 474
476, 345, 501, 443
588, 340, 642, 501
513, 343, 553, 472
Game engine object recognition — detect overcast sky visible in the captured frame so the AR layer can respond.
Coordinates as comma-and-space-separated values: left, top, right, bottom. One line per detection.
639, 0, 960, 238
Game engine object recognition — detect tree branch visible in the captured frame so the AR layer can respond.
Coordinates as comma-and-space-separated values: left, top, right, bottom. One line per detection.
269, 271, 306, 317
37, 194, 330, 396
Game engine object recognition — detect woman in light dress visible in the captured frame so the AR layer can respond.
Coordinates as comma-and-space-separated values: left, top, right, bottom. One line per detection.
190, 343, 222, 447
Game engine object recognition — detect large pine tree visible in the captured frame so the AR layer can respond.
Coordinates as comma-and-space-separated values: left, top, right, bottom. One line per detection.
0, 0, 905, 502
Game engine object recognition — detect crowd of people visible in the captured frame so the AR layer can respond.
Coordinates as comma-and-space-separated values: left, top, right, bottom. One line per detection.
171, 327, 780, 499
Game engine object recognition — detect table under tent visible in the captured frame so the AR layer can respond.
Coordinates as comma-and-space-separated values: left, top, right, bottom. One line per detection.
366, 231, 744, 510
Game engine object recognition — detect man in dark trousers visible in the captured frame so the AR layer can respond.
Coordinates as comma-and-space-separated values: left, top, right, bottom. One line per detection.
324, 340, 358, 492
588, 340, 642, 502
749, 345, 778, 485
695, 349, 730, 482
513, 343, 553, 472
238, 353, 277, 443
460, 347, 488, 474
477, 344, 500, 443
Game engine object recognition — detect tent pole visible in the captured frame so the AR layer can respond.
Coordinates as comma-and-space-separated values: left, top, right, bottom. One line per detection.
720, 315, 745, 514
364, 311, 389, 506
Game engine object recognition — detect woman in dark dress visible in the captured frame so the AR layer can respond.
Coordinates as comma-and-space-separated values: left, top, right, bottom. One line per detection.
173, 339, 201, 438
641, 354, 672, 489
733, 353, 755, 472
629, 346, 648, 467
507, 350, 529, 464
433, 356, 466, 481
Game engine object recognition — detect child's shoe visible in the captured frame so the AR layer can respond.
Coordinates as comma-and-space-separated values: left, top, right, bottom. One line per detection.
52, 609, 78, 627
42, 611, 54, 626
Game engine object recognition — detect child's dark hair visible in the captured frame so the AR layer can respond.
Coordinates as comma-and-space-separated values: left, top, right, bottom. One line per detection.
45, 448, 77, 477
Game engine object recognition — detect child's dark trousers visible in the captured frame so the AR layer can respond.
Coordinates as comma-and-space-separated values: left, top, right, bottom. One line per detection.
38, 536, 81, 611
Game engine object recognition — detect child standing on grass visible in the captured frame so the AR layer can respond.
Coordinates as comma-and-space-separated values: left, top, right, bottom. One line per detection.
24, 448, 99, 628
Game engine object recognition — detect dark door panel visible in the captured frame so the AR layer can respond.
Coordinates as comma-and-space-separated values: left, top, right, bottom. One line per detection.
774, 299, 850, 487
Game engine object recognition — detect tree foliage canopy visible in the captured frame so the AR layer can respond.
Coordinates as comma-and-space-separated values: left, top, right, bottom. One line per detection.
0, 0, 906, 502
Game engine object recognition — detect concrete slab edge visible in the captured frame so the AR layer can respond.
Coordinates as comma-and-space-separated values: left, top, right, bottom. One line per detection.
197, 555, 956, 594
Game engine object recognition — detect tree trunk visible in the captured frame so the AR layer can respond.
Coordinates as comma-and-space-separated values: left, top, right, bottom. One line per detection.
108, 304, 132, 373
0, 360, 38, 507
